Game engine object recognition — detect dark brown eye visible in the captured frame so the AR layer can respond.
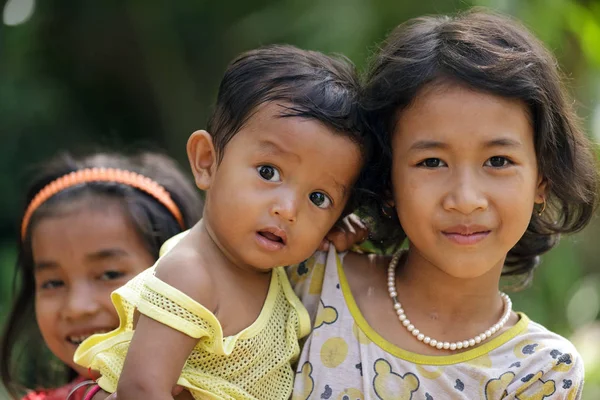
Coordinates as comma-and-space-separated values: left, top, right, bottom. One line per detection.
257, 165, 280, 181
488, 156, 508, 167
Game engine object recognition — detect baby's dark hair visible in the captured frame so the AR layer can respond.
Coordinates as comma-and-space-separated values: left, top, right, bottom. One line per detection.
208, 44, 370, 214
362, 9, 598, 283
0, 151, 202, 396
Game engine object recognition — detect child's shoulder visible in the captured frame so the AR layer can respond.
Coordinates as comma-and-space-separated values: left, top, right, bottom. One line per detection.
154, 229, 216, 311
492, 314, 585, 398
518, 316, 581, 364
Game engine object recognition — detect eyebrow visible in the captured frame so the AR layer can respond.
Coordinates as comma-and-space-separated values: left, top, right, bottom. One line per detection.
34, 248, 128, 271
257, 140, 300, 162
34, 261, 59, 271
483, 138, 522, 148
409, 137, 522, 151
409, 140, 448, 151
86, 248, 129, 262
330, 178, 348, 199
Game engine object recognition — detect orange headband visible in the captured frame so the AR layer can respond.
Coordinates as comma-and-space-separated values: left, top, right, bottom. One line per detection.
21, 167, 185, 240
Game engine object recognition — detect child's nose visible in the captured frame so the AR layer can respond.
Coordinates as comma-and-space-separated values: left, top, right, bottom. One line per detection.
271, 193, 298, 223
62, 283, 100, 320
443, 170, 488, 214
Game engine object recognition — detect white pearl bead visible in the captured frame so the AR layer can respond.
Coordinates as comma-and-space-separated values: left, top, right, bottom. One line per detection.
387, 254, 512, 353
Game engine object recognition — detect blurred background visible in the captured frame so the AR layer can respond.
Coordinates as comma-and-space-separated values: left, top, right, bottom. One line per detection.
0, 0, 598, 398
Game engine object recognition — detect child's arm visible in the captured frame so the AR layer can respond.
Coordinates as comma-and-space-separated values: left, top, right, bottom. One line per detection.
115, 314, 198, 400
115, 249, 216, 400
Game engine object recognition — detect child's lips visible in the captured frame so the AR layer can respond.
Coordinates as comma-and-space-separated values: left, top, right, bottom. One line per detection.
66, 328, 113, 345
442, 225, 491, 245
256, 227, 287, 251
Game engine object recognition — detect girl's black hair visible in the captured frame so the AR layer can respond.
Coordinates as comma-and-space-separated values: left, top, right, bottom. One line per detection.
0, 151, 202, 397
361, 9, 598, 284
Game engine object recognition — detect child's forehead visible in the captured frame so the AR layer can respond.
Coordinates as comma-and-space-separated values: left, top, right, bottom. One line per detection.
234, 101, 351, 147
393, 84, 532, 147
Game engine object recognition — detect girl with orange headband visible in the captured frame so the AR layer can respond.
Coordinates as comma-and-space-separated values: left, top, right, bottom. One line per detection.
1, 151, 203, 400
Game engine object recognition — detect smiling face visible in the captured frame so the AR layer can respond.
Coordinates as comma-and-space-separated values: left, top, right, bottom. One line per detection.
31, 197, 155, 376
391, 84, 545, 278
193, 102, 363, 271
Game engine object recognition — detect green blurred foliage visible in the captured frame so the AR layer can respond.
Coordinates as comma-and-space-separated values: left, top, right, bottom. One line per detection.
0, 0, 599, 398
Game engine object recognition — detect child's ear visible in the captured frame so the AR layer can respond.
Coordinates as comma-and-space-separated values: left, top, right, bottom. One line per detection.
534, 175, 548, 204
187, 130, 217, 190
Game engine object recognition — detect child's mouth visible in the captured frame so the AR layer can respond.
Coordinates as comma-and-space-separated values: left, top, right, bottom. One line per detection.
258, 231, 284, 243
67, 329, 112, 345
256, 228, 287, 251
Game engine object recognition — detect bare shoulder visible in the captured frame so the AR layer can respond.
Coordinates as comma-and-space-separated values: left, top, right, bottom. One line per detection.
154, 234, 216, 312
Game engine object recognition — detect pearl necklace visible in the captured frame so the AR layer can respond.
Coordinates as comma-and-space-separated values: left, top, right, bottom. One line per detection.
387, 251, 512, 351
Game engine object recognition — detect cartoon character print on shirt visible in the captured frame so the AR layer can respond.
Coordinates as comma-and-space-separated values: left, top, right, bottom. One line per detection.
336, 388, 365, 400
288, 255, 326, 294
292, 362, 314, 400
320, 337, 349, 368
485, 371, 515, 399
549, 349, 574, 373
514, 371, 556, 400
372, 359, 419, 400
288, 257, 313, 287
513, 340, 544, 359
415, 365, 444, 380
315, 300, 338, 330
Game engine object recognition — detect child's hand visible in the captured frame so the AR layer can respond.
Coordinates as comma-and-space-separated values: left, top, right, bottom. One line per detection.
319, 214, 368, 252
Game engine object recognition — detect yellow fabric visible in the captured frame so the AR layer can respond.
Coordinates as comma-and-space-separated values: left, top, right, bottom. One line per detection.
75, 247, 311, 400
288, 248, 585, 400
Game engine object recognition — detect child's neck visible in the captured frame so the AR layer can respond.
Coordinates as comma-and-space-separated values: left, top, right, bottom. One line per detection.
394, 249, 506, 335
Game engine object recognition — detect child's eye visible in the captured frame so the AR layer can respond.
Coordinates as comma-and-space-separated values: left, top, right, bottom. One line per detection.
40, 279, 64, 290
418, 158, 447, 168
99, 270, 126, 281
485, 156, 512, 168
257, 165, 281, 182
309, 192, 332, 209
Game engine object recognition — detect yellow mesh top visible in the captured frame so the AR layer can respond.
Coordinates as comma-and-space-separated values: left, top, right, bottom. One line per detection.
74, 264, 311, 400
